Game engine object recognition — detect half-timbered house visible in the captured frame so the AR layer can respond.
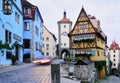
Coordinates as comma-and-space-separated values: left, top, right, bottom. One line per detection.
69, 7, 107, 61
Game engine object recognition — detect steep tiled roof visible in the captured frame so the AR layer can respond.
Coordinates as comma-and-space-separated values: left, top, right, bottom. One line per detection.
59, 17, 71, 23
22, 0, 35, 8
109, 40, 120, 50
89, 16, 106, 39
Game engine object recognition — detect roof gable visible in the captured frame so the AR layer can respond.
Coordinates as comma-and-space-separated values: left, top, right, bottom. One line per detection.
43, 25, 57, 41
69, 7, 96, 35
69, 7, 106, 40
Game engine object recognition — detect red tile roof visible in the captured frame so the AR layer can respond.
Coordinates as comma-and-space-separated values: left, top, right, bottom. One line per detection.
58, 11, 72, 23
109, 40, 120, 50
59, 17, 71, 23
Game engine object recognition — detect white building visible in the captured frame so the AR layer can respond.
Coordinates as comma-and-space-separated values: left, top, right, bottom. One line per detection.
109, 40, 120, 70
42, 25, 57, 58
57, 11, 72, 58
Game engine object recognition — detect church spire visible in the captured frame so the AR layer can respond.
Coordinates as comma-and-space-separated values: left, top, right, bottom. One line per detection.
63, 10, 66, 18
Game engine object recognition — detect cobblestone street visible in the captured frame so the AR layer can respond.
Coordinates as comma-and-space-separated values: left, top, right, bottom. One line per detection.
96, 76, 120, 83
0, 64, 51, 83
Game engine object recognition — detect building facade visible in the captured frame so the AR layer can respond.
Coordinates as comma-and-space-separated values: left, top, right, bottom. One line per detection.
42, 25, 57, 58
0, 0, 23, 64
58, 11, 72, 58
69, 7, 107, 78
69, 7, 107, 61
109, 40, 120, 70
22, 0, 43, 61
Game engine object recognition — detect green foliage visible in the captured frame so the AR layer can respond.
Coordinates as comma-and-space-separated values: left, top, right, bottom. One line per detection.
0, 40, 3, 49
11, 55, 16, 65
75, 56, 90, 61
0, 40, 23, 50
95, 61, 106, 71
109, 60, 112, 68
64, 57, 72, 62
42, 52, 44, 55
3, 42, 11, 50
75, 56, 83, 61
0, 40, 11, 50
109, 60, 113, 74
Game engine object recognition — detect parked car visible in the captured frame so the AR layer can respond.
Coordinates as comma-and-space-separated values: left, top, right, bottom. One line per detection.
33, 56, 51, 65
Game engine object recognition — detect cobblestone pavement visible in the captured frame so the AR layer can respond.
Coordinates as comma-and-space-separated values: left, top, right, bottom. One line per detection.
0, 64, 51, 83
96, 76, 120, 83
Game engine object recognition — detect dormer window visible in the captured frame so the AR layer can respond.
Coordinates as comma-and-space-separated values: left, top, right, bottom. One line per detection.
24, 8, 30, 14
3, 0, 12, 15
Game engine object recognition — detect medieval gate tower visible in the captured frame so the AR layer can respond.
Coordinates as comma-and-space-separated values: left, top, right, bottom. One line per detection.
57, 11, 72, 58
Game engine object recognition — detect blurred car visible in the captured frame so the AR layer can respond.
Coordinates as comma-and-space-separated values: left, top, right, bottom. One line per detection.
33, 56, 51, 65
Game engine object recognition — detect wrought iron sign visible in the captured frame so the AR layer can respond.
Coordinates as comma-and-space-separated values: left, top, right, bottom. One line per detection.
3, 0, 12, 15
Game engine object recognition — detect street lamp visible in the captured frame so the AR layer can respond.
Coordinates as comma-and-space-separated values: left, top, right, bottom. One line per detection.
3, 0, 12, 15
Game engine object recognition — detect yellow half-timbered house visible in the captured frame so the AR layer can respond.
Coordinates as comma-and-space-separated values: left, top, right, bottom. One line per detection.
69, 7, 107, 61
69, 7, 107, 79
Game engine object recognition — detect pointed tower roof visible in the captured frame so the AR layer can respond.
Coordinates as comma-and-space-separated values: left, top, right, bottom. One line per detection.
58, 10, 72, 23
109, 40, 120, 50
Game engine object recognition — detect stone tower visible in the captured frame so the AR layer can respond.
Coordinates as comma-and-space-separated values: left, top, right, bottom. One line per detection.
57, 11, 72, 58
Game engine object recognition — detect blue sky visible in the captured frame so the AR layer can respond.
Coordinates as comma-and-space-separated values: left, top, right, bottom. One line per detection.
29, 0, 120, 46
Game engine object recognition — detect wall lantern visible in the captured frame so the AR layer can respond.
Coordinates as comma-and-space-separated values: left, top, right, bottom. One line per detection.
3, 0, 12, 15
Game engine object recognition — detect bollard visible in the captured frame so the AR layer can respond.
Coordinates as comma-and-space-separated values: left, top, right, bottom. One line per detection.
51, 59, 63, 83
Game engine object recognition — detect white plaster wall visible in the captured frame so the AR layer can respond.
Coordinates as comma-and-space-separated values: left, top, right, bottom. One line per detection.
60, 23, 70, 48
110, 50, 120, 69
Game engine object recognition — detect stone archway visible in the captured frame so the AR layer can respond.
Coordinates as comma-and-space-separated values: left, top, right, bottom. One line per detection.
111, 68, 118, 75
61, 49, 69, 59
